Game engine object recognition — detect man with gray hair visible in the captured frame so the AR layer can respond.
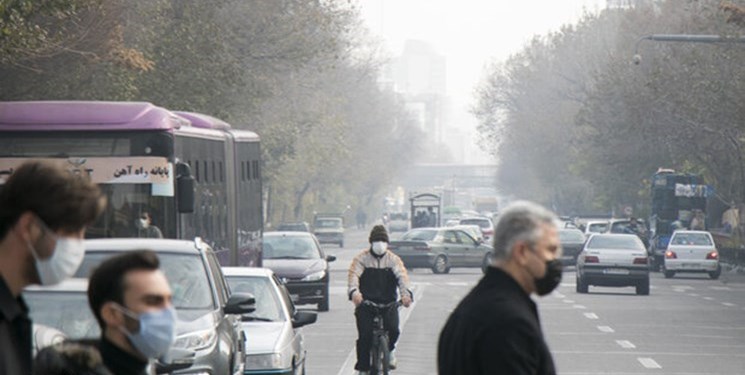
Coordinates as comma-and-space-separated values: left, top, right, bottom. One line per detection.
437, 201, 562, 375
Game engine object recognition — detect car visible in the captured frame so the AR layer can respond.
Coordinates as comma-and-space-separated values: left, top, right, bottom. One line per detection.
452, 224, 485, 244
458, 217, 495, 243
576, 234, 650, 295
222, 267, 317, 375
583, 220, 609, 238
558, 228, 586, 266
75, 238, 253, 375
389, 227, 494, 274
262, 232, 337, 312
276, 222, 311, 232
388, 212, 410, 232
662, 230, 721, 279
312, 215, 345, 247
24, 279, 98, 355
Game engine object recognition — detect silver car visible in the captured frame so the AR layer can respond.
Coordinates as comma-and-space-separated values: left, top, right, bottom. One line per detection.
223, 267, 317, 375
663, 230, 721, 279
576, 234, 651, 295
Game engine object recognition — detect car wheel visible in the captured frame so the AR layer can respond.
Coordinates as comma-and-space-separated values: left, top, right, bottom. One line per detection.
576, 273, 588, 294
662, 266, 675, 279
318, 283, 330, 312
636, 278, 650, 295
709, 265, 721, 280
432, 255, 450, 274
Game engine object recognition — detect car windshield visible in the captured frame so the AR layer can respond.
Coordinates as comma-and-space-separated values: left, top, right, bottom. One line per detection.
24, 291, 100, 339
559, 230, 585, 243
75, 253, 215, 312
460, 219, 490, 228
225, 276, 286, 322
587, 236, 642, 250
401, 229, 438, 241
263, 235, 320, 259
671, 233, 713, 246
315, 219, 341, 229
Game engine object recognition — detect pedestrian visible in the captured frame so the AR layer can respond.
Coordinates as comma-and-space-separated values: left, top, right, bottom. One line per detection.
0, 160, 105, 374
438, 201, 562, 375
348, 225, 413, 375
135, 212, 163, 239
35, 250, 176, 375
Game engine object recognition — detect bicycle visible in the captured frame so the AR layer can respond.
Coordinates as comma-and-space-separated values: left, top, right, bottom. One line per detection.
361, 300, 401, 375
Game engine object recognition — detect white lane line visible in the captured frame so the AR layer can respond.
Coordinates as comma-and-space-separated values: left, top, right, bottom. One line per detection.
554, 293, 566, 299
703, 296, 714, 301
710, 286, 732, 291
616, 340, 636, 349
572, 304, 586, 309
689, 293, 700, 297
722, 302, 736, 307
583, 312, 599, 320
597, 325, 615, 333
446, 282, 469, 286
336, 285, 425, 375
637, 357, 662, 369
563, 299, 575, 304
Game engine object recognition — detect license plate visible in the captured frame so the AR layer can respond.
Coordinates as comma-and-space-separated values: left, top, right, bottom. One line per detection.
682, 263, 701, 268
290, 294, 299, 302
603, 268, 630, 275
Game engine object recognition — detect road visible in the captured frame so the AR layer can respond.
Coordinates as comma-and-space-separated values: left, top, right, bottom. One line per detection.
300, 228, 745, 374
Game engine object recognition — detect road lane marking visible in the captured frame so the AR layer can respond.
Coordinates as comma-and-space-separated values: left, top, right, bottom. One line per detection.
722, 302, 736, 307
616, 340, 636, 349
446, 282, 469, 286
554, 293, 566, 299
689, 293, 699, 297
710, 286, 732, 291
563, 299, 575, 304
597, 325, 615, 333
583, 312, 599, 320
637, 357, 662, 369
572, 304, 586, 309
703, 296, 714, 301
336, 285, 425, 375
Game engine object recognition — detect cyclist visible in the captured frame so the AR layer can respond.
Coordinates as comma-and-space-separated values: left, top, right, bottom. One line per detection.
348, 225, 412, 374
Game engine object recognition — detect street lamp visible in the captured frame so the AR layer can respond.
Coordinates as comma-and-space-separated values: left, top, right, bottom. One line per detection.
633, 34, 745, 64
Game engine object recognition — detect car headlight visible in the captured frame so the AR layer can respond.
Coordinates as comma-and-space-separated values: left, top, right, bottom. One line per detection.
245, 353, 287, 370
301, 270, 326, 282
172, 328, 217, 350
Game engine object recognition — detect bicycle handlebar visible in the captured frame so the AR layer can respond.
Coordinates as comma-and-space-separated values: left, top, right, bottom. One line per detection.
361, 300, 402, 310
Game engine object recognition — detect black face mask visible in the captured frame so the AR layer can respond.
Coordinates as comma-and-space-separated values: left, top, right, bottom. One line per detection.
535, 259, 563, 296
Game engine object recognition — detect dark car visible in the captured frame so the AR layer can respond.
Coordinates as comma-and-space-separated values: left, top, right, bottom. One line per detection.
559, 228, 586, 266
75, 238, 254, 375
262, 232, 336, 312
276, 222, 311, 232
389, 228, 494, 274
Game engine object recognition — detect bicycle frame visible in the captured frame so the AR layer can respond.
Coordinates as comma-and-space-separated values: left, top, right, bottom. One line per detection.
362, 300, 401, 375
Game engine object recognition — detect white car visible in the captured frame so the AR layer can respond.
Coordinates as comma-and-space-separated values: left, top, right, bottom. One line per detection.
222, 267, 317, 375
583, 220, 609, 239
576, 234, 650, 295
663, 230, 721, 279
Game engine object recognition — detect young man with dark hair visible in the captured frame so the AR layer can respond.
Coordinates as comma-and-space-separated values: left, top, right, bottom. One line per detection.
0, 160, 105, 374
35, 250, 176, 375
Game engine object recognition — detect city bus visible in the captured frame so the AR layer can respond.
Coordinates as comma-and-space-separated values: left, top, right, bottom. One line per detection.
0, 101, 262, 266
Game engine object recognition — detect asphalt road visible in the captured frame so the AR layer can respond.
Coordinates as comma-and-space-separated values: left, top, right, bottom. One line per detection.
300, 228, 745, 375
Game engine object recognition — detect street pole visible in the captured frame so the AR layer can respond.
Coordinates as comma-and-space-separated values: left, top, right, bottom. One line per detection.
632, 34, 745, 64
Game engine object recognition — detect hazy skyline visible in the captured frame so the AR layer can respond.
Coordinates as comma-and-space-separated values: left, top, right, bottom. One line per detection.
357, 0, 604, 163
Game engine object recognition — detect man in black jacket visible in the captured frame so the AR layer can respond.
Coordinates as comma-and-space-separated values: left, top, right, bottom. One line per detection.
438, 201, 562, 375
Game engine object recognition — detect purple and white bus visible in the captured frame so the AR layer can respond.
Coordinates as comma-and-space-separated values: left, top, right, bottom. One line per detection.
0, 101, 262, 267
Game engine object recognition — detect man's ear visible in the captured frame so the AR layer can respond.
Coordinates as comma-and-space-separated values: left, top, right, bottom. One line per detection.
14, 211, 38, 244
101, 302, 124, 327
513, 241, 530, 266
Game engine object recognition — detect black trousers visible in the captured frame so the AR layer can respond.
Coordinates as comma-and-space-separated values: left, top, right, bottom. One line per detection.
354, 304, 400, 371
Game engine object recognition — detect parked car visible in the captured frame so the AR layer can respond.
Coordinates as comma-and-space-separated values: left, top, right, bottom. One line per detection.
663, 230, 721, 279
24, 279, 97, 355
388, 212, 410, 232
558, 228, 586, 266
389, 228, 494, 274
458, 217, 495, 243
222, 267, 317, 375
75, 238, 253, 375
262, 232, 336, 312
276, 222, 311, 232
576, 234, 650, 295
312, 215, 345, 247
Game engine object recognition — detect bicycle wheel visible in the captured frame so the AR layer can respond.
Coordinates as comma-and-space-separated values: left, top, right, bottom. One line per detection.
379, 335, 390, 375
370, 337, 382, 375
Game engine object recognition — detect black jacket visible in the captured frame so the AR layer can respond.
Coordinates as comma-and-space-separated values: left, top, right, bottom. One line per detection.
34, 337, 148, 375
438, 267, 556, 375
0, 275, 32, 375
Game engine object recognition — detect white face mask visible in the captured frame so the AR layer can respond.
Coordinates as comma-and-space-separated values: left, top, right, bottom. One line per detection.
371, 241, 388, 256
139, 218, 149, 229
28, 224, 86, 286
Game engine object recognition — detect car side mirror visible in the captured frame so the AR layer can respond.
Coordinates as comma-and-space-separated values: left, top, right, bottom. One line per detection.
326, 255, 336, 262
292, 310, 317, 328
224, 292, 255, 315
